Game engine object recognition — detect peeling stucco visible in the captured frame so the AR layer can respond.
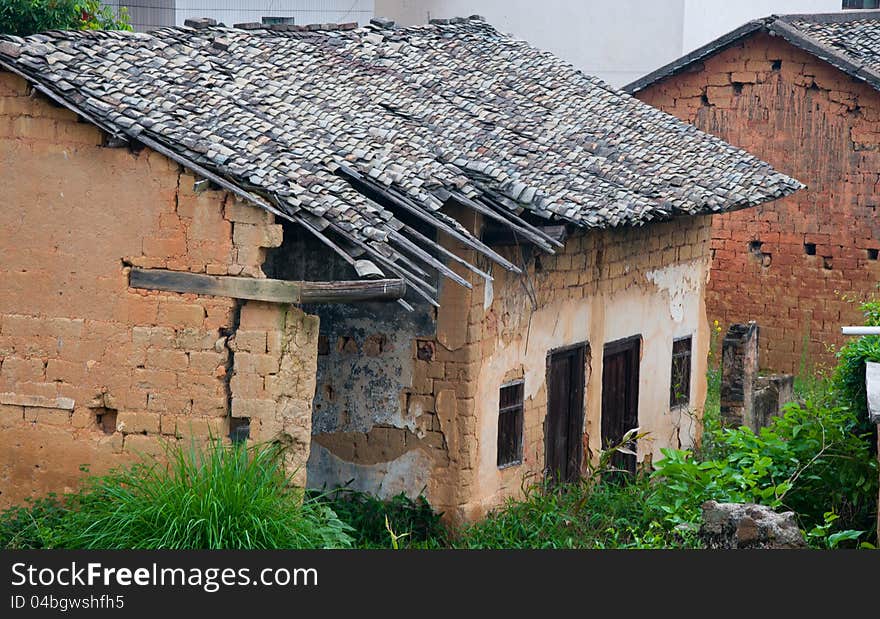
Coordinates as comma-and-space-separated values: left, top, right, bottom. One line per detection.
308, 303, 435, 434
645, 259, 705, 323
307, 442, 433, 498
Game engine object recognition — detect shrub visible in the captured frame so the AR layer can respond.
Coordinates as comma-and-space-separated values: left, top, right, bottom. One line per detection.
835, 334, 880, 420
50, 440, 353, 549
319, 488, 447, 549
0, 494, 68, 549
651, 398, 877, 542
833, 301, 880, 434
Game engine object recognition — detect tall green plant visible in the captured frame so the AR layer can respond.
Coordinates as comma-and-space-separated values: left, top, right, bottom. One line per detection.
651, 398, 877, 541
51, 440, 353, 549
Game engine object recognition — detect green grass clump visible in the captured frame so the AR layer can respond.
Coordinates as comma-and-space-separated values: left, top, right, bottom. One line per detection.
31, 440, 353, 549
457, 476, 697, 549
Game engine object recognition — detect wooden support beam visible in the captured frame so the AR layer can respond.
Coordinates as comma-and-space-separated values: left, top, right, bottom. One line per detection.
335, 165, 522, 274
401, 224, 493, 282
450, 191, 558, 252
129, 268, 406, 304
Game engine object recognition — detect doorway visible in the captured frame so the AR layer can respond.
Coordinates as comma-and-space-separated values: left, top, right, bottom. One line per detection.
601, 336, 641, 475
545, 344, 587, 484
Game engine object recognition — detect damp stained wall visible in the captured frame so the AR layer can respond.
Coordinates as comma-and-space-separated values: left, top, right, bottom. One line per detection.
264, 222, 442, 497
465, 217, 712, 518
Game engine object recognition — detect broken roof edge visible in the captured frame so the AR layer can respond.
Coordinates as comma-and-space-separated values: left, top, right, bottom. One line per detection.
623, 12, 880, 95
0, 57, 513, 309
2, 50, 802, 230
0, 21, 802, 305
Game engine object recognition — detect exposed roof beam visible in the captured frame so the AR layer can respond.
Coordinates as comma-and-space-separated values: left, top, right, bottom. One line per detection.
129, 268, 406, 304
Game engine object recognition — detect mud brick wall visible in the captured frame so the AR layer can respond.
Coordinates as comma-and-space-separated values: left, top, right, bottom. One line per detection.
0, 71, 315, 506
304, 207, 713, 523
635, 32, 880, 373
453, 214, 713, 519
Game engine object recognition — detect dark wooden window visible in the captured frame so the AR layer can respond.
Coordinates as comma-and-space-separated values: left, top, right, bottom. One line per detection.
670, 336, 692, 408
843, 1, 879, 9
497, 381, 524, 467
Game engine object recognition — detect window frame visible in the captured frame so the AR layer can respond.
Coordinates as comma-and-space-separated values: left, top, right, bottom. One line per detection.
497, 379, 525, 469
843, 1, 880, 10
670, 336, 693, 409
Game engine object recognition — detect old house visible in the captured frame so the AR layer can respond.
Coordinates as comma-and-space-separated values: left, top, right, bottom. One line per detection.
627, 10, 880, 374
0, 16, 799, 520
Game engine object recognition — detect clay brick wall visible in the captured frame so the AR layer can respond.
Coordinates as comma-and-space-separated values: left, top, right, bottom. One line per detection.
635, 33, 880, 374
449, 215, 713, 518
0, 72, 315, 506
299, 208, 712, 522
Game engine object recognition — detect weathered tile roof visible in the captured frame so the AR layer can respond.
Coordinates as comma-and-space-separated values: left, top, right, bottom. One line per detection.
626, 11, 880, 94
0, 16, 800, 299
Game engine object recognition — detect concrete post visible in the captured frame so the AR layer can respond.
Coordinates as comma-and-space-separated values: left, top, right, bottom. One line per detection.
720, 322, 759, 429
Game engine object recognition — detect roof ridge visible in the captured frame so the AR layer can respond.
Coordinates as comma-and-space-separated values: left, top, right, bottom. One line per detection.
231, 21, 359, 33
774, 10, 880, 25
625, 11, 880, 95
0, 14, 496, 46
0, 14, 801, 302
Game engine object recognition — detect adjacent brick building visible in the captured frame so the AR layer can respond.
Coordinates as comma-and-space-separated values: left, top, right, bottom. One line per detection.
627, 11, 880, 374
0, 17, 798, 520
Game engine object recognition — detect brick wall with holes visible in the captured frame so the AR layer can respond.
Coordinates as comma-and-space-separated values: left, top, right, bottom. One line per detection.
635, 32, 880, 374
0, 71, 315, 506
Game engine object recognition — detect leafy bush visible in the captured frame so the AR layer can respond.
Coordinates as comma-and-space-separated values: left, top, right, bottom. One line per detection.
836, 334, 880, 420
0, 0, 130, 36
651, 398, 877, 542
319, 488, 447, 549
47, 440, 353, 549
833, 301, 880, 432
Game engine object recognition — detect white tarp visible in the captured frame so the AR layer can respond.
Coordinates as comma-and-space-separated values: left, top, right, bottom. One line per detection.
866, 361, 880, 424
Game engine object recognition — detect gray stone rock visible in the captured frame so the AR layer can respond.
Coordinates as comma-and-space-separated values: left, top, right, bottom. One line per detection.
753, 373, 795, 428
699, 500, 807, 549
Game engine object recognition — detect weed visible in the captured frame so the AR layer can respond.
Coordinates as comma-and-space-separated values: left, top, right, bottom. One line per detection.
50, 439, 353, 549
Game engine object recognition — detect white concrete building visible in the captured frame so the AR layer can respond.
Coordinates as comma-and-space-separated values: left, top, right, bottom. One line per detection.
108, 0, 374, 32
376, 0, 844, 86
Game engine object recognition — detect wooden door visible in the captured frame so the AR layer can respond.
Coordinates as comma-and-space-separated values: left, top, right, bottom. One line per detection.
545, 344, 586, 484
601, 336, 641, 475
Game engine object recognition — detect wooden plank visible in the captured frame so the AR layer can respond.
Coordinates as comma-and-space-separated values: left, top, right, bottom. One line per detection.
401, 224, 493, 282
388, 229, 473, 289
129, 268, 405, 304
451, 191, 557, 251
0, 393, 75, 411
